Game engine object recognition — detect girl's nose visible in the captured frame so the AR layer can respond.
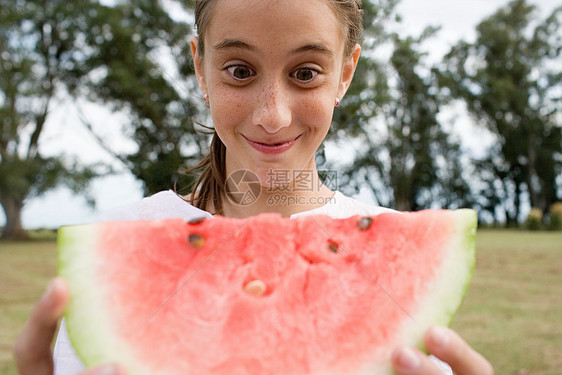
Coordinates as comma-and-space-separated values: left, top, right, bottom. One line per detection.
252, 80, 292, 134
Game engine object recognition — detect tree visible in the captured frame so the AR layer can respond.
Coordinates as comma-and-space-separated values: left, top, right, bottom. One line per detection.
330, 9, 471, 211
67, 0, 207, 196
438, 0, 562, 223
0, 0, 204, 239
0, 1, 100, 239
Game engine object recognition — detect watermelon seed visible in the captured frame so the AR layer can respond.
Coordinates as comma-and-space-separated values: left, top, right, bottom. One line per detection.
327, 239, 339, 253
244, 279, 267, 297
188, 217, 206, 224
188, 234, 205, 248
357, 217, 373, 231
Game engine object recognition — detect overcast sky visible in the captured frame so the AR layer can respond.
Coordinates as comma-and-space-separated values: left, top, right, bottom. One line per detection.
3, 0, 561, 229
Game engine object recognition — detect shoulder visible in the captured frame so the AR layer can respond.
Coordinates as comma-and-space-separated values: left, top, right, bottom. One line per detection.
329, 191, 397, 217
96, 190, 213, 222
292, 191, 396, 219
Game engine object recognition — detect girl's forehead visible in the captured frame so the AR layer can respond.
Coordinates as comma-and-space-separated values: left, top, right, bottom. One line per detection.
204, 0, 345, 55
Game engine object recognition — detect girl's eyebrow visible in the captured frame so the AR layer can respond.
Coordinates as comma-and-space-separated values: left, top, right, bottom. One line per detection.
291, 43, 334, 57
213, 39, 255, 51
213, 39, 333, 57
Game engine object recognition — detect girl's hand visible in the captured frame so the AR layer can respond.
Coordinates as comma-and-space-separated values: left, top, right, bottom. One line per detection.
392, 326, 494, 375
13, 277, 126, 375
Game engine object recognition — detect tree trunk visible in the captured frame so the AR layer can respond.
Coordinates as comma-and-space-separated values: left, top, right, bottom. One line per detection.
514, 181, 521, 224
394, 193, 412, 211
0, 196, 29, 240
526, 133, 544, 213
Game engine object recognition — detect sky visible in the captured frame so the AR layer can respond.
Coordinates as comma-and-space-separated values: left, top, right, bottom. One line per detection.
3, 0, 561, 229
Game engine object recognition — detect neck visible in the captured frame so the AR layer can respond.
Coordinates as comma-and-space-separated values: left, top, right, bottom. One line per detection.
221, 172, 335, 218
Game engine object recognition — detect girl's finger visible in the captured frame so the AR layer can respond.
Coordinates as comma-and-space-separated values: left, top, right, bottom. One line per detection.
424, 326, 494, 375
14, 277, 69, 375
392, 346, 448, 375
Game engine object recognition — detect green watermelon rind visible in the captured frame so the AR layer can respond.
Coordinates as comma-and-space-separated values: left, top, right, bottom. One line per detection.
58, 223, 150, 374
394, 209, 476, 354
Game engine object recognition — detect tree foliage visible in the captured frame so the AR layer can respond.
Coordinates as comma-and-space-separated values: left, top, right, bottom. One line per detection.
0, 0, 100, 239
65, 0, 207, 196
331, 3, 471, 211
437, 0, 562, 223
0, 0, 204, 239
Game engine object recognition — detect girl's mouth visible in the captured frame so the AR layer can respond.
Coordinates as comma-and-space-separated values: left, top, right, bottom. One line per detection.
244, 135, 300, 155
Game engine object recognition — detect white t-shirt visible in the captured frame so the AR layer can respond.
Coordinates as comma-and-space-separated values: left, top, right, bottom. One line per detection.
53, 190, 451, 374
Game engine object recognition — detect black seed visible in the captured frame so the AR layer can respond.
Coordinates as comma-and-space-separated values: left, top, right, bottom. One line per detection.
188, 217, 206, 224
328, 239, 339, 253
189, 234, 205, 248
357, 217, 373, 231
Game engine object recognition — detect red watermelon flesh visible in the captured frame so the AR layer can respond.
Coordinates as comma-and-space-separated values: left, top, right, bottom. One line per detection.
58, 209, 476, 375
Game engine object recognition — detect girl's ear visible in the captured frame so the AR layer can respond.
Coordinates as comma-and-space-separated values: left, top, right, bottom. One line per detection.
190, 36, 208, 96
337, 44, 361, 101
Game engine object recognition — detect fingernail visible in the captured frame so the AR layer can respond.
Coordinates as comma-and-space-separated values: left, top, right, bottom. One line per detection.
396, 346, 420, 369
430, 326, 450, 348
40, 279, 56, 302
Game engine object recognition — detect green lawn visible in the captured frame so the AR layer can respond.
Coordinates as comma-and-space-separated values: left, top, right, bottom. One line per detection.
1, 230, 561, 374
0, 240, 57, 375
451, 230, 562, 374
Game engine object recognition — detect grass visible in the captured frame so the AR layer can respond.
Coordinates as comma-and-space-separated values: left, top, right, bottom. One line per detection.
451, 230, 562, 375
1, 230, 561, 374
0, 240, 57, 375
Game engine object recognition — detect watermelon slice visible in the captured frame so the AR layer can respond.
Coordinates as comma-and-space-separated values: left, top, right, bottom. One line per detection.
58, 209, 476, 375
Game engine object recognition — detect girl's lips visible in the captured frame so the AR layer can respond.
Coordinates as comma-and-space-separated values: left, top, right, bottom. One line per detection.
244, 135, 300, 155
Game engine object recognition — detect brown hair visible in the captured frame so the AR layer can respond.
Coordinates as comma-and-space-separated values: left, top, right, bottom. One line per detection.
187, 0, 363, 214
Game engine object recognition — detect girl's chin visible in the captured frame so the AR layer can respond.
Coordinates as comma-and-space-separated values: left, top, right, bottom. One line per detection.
227, 155, 316, 189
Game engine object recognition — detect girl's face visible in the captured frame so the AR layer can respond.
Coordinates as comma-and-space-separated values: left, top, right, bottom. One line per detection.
192, 0, 360, 186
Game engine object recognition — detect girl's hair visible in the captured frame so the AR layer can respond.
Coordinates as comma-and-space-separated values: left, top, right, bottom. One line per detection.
187, 0, 363, 214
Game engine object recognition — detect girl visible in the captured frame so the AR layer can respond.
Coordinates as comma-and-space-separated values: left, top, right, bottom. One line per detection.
14, 0, 493, 374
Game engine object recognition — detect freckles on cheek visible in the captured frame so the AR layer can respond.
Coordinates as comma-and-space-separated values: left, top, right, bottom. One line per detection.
299, 97, 334, 129
211, 90, 247, 128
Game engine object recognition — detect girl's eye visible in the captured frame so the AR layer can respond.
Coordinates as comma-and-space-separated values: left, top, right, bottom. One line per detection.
292, 68, 318, 82
227, 65, 255, 80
